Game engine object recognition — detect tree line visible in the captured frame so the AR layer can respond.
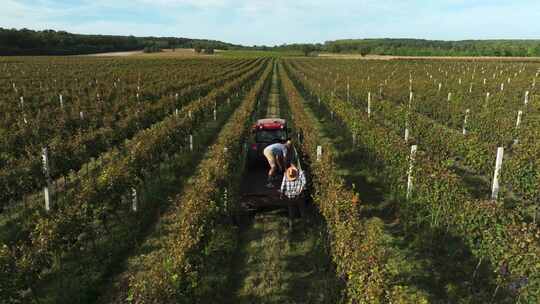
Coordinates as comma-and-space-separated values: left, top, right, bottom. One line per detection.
0, 28, 238, 56
267, 39, 540, 57
3, 28, 540, 57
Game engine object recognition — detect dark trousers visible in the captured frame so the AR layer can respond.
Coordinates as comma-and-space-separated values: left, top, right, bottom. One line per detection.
284, 195, 305, 227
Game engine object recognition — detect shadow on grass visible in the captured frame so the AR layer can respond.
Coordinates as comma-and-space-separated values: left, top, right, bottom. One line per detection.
226, 204, 343, 304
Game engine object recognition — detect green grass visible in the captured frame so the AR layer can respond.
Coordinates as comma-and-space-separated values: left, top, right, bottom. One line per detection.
211, 62, 343, 304
221, 50, 304, 58
228, 209, 343, 304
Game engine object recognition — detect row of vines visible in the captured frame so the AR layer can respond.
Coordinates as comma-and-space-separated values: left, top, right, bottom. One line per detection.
279, 62, 430, 302
0, 57, 262, 208
283, 58, 539, 302
0, 57, 269, 303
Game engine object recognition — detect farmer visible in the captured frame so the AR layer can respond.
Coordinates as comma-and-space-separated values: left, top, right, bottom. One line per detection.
280, 164, 307, 229
263, 139, 292, 188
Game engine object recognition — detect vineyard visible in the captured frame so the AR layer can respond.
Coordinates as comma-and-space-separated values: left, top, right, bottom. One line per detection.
0, 54, 539, 304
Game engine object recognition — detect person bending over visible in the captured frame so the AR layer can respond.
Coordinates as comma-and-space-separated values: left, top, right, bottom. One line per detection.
263, 139, 292, 188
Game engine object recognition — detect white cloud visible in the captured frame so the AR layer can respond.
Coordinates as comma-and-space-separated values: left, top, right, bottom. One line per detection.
1, 0, 539, 45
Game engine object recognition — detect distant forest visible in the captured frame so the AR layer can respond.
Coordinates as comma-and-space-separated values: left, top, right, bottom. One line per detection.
3, 28, 540, 57
0, 28, 240, 56
269, 39, 540, 57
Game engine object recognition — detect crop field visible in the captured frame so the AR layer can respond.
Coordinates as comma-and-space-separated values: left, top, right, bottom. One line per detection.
1, 55, 539, 304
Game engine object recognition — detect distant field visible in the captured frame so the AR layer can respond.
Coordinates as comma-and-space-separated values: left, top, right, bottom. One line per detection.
220, 49, 304, 58
81, 49, 303, 58
318, 52, 540, 61
83, 48, 214, 58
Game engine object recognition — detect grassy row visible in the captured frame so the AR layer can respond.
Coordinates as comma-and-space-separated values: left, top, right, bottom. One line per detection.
0, 59, 269, 303
280, 62, 430, 303
292, 59, 540, 210
0, 58, 262, 208
285, 59, 540, 302
124, 60, 273, 303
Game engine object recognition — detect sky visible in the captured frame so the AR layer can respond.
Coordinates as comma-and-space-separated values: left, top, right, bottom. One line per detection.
2, 0, 540, 46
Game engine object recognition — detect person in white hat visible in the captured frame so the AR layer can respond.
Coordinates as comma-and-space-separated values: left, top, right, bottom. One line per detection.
280, 164, 306, 228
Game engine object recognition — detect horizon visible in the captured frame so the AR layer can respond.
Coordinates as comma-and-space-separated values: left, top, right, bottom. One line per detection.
2, 0, 540, 46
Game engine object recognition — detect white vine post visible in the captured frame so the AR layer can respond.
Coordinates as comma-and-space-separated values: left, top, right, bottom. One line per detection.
346, 80, 350, 103
524, 91, 529, 106
19, 96, 24, 109
213, 108, 217, 121
80, 111, 84, 120
41, 148, 52, 211
404, 123, 410, 142
515, 110, 523, 129
367, 92, 372, 118
175, 108, 179, 117
462, 109, 470, 135
514, 110, 523, 145
59, 94, 64, 109
491, 147, 504, 201
316, 145, 322, 162
447, 92, 452, 102
438, 83, 442, 92
406, 145, 418, 200
189, 134, 194, 152
500, 83, 504, 91
409, 91, 413, 109
188, 110, 192, 120
131, 187, 138, 212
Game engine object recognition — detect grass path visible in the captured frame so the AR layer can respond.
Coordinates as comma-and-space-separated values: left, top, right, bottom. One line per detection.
227, 61, 343, 304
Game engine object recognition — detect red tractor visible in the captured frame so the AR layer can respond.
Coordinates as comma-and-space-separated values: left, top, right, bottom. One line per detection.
240, 117, 304, 212
247, 118, 290, 168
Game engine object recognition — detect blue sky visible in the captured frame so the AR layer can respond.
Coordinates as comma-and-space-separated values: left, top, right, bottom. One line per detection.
2, 0, 539, 46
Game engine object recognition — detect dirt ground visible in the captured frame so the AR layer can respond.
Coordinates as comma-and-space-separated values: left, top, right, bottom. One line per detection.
83, 48, 222, 58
